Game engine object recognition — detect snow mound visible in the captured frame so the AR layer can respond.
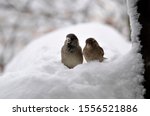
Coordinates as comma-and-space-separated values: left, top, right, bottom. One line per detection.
0, 23, 144, 98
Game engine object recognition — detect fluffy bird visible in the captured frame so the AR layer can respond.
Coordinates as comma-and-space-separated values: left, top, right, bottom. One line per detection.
83, 38, 104, 62
61, 33, 83, 68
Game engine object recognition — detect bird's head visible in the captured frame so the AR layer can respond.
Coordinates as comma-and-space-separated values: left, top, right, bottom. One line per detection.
65, 33, 79, 48
85, 38, 99, 48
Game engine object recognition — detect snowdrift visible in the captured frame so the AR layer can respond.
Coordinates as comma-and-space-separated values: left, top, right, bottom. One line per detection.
0, 23, 144, 98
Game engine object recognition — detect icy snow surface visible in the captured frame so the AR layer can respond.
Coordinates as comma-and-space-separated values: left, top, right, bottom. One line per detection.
0, 23, 144, 98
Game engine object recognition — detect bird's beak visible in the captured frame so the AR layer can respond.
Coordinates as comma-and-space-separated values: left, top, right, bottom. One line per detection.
66, 37, 71, 44
86, 43, 91, 48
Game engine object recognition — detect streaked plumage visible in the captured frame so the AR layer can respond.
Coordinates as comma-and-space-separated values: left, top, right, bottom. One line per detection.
83, 38, 104, 62
61, 34, 83, 68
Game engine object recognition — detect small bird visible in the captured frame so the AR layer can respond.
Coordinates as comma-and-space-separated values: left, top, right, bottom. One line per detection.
61, 33, 83, 68
83, 38, 104, 62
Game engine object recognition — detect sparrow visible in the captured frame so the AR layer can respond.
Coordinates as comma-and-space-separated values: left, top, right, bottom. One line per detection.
61, 33, 83, 68
83, 38, 104, 62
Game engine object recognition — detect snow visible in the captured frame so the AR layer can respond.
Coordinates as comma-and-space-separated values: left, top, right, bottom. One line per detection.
0, 23, 144, 98
127, 0, 142, 51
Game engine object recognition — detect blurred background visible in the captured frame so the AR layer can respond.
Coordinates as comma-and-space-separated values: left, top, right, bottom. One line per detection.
0, 0, 130, 73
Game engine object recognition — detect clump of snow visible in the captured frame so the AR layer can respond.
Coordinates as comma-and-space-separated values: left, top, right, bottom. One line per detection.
127, 0, 142, 52
0, 23, 144, 98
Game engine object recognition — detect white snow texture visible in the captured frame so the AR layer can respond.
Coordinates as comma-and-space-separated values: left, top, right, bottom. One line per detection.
0, 23, 144, 98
